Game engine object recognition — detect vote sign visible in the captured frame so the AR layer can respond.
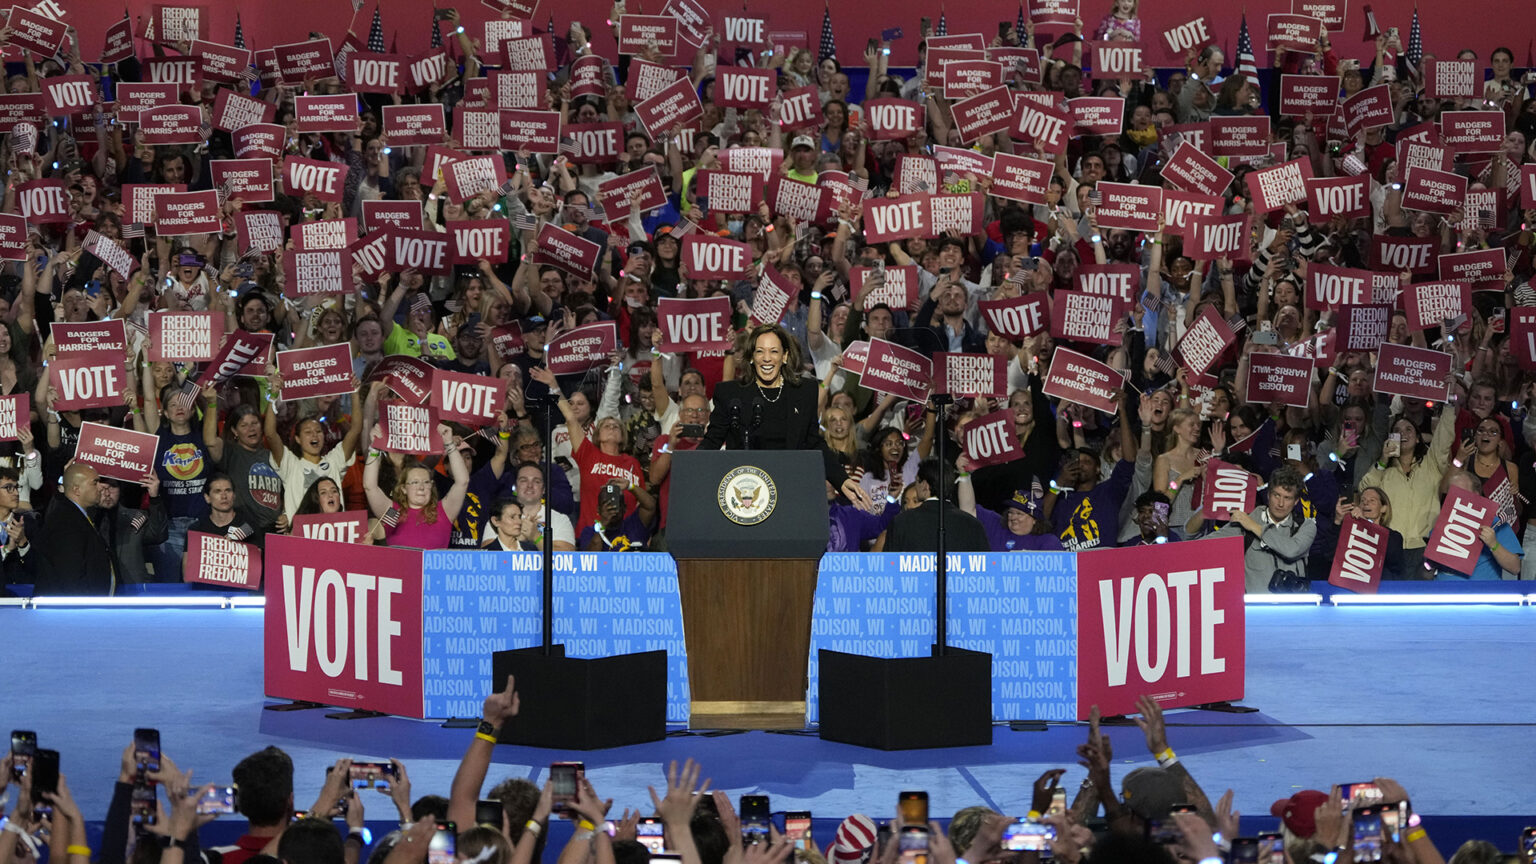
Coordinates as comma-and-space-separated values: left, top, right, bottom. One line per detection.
1422, 485, 1497, 575
1075, 536, 1247, 718
657, 296, 733, 353
263, 536, 426, 718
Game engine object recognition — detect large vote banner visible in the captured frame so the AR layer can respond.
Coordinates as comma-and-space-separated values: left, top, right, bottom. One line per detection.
809, 551, 1080, 721
266, 537, 1244, 723
419, 550, 691, 722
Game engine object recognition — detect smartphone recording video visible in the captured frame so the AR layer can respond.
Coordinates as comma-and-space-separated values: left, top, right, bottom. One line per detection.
784, 812, 812, 851
898, 791, 928, 825
1352, 806, 1385, 863
1230, 838, 1260, 864
1258, 832, 1285, 864
638, 818, 667, 854
740, 795, 771, 846
428, 822, 457, 864
1340, 783, 1384, 808
898, 826, 929, 864
1001, 819, 1056, 852
10, 730, 35, 781
349, 761, 397, 790
550, 762, 584, 813
134, 728, 161, 774
197, 786, 239, 816
130, 783, 157, 825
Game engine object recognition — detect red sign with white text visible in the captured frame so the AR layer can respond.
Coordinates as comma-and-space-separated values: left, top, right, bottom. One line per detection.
680, 235, 752, 281
1076, 536, 1247, 718
979, 294, 1050, 339
1211, 116, 1271, 158
1422, 485, 1497, 575
1094, 182, 1163, 232
1042, 347, 1125, 413
1200, 459, 1258, 519
1329, 515, 1390, 593
184, 532, 262, 590
1279, 74, 1338, 116
140, 105, 203, 145
1162, 142, 1234, 198
657, 296, 734, 353
934, 354, 1007, 399
73, 422, 158, 483
1306, 175, 1370, 220
1246, 158, 1314, 212
51, 355, 127, 411
1244, 352, 1313, 407
961, 409, 1022, 469
292, 511, 372, 545
264, 535, 425, 718
1372, 342, 1452, 401
432, 370, 502, 426
284, 156, 346, 203
148, 311, 221, 363
1401, 281, 1471, 331
546, 322, 618, 375
860, 338, 932, 403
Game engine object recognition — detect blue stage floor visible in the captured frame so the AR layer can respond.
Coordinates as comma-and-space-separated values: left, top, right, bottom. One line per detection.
5, 604, 1535, 854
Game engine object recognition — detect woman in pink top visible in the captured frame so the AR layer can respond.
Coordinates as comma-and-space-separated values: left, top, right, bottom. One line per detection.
362, 423, 470, 550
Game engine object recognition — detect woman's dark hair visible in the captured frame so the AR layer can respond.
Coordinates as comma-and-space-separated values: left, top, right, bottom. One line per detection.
627, 305, 657, 351
862, 425, 909, 479
735, 324, 806, 386
224, 403, 261, 447
1491, 46, 1515, 64
1215, 75, 1249, 111
294, 476, 343, 518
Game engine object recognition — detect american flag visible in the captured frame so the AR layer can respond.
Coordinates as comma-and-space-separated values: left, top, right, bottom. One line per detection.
199, 119, 213, 141
350, 0, 364, 11
672, 219, 699, 238
936, 6, 948, 36
817, 1, 837, 63
1507, 244, 1523, 269
1235, 14, 1260, 95
1153, 350, 1177, 376
1017, 2, 1027, 46
496, 177, 516, 197
1227, 312, 1248, 333
215, 179, 235, 205
1030, 477, 1045, 501
234, 12, 246, 49
367, 3, 386, 54
129, 511, 146, 532
169, 382, 200, 413
122, 222, 145, 239
1404, 7, 1423, 71
548, 14, 557, 53
409, 292, 433, 316
1194, 447, 1212, 464
850, 174, 869, 192
429, 8, 442, 49
557, 135, 579, 155
382, 506, 402, 528
512, 213, 539, 231
228, 523, 253, 541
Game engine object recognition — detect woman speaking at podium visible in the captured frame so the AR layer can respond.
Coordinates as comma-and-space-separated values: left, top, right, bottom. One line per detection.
700, 324, 875, 511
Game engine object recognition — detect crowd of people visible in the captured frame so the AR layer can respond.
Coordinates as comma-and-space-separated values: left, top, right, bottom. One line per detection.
0, 1, 1530, 597
0, 678, 1510, 864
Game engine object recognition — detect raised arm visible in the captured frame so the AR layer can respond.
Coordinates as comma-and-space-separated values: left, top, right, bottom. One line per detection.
446, 675, 522, 831
437, 424, 472, 521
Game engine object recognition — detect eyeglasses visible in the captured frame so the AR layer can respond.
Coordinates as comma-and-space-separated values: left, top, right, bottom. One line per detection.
0, 484, 19, 492
404, 480, 432, 488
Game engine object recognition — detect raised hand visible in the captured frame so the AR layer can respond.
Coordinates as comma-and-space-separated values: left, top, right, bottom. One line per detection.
648, 758, 709, 827
481, 674, 521, 729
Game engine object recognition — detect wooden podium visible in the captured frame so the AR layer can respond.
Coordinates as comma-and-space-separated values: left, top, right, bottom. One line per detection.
668, 451, 829, 729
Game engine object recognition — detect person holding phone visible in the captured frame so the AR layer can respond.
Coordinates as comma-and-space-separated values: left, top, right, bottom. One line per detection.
1361, 408, 1458, 578
1125, 491, 1181, 546
1333, 487, 1405, 580
649, 394, 710, 540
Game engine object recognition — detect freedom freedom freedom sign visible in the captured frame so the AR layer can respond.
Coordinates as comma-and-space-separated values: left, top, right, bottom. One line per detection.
266, 537, 1245, 722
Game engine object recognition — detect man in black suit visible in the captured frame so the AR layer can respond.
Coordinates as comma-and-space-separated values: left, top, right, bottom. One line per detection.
883, 461, 990, 553
92, 474, 168, 586
35, 462, 116, 595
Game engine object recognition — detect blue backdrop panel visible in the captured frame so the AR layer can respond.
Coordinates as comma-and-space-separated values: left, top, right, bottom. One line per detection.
419, 551, 691, 722
808, 552, 1078, 723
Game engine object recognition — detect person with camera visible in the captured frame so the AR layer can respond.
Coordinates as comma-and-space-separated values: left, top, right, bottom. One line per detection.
648, 393, 710, 544
1205, 464, 1316, 593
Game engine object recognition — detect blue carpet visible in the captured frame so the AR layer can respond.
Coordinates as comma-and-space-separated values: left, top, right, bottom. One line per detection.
4, 605, 1535, 858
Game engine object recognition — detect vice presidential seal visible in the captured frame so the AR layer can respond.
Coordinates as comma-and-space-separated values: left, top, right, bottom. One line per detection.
718, 465, 777, 525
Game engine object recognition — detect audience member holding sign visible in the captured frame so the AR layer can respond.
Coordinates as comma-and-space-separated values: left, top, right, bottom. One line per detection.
0, 0, 1528, 593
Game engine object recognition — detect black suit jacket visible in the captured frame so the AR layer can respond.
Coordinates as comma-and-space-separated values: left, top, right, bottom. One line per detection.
36, 497, 115, 595
701, 379, 849, 488
883, 499, 991, 553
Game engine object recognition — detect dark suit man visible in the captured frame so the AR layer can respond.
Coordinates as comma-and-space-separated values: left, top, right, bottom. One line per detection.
92, 474, 169, 585
36, 463, 116, 595
883, 461, 991, 553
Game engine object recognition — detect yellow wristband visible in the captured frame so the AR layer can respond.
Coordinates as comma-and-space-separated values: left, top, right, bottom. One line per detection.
1405, 828, 1427, 844
524, 820, 543, 837
577, 819, 597, 832
1154, 747, 1175, 763
474, 731, 498, 744
1026, 810, 1042, 821
67, 846, 92, 857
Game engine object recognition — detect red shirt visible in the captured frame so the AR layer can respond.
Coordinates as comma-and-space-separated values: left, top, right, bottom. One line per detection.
651, 433, 701, 530
574, 437, 643, 531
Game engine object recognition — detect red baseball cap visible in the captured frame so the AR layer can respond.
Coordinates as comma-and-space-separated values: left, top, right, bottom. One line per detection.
1270, 790, 1329, 838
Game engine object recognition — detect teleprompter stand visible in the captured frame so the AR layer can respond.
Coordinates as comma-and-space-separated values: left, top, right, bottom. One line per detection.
490, 395, 666, 750
818, 394, 992, 750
